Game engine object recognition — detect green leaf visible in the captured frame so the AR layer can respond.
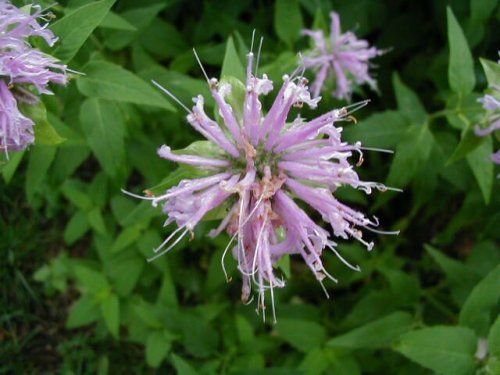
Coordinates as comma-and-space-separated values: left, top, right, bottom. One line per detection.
66, 295, 100, 328
25, 145, 57, 203
392, 73, 427, 124
103, 3, 166, 50
395, 326, 477, 375
100, 11, 137, 31
471, 0, 499, 23
51, 0, 116, 62
77, 61, 175, 111
489, 315, 500, 357
220, 36, 245, 83
171, 353, 200, 375
87, 206, 107, 235
466, 136, 493, 203
480, 58, 500, 87
79, 98, 125, 177
327, 311, 414, 349
111, 226, 143, 253
64, 210, 90, 245
61, 180, 93, 211
19, 102, 65, 145
2, 151, 24, 183
276, 319, 326, 352
448, 125, 485, 163
386, 123, 434, 188
106, 252, 144, 297
459, 265, 500, 336
447, 7, 475, 94
343, 111, 408, 149
73, 264, 109, 293
425, 245, 480, 285
145, 330, 175, 368
101, 293, 120, 338
298, 347, 330, 375
275, 0, 303, 46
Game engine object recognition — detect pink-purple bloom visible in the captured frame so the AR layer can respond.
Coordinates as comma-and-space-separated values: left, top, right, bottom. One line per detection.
302, 11, 382, 100
475, 85, 500, 164
132, 45, 395, 321
0, 1, 67, 152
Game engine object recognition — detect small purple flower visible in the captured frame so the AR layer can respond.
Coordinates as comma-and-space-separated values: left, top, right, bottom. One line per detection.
130, 43, 396, 321
302, 11, 382, 100
475, 85, 500, 165
0, 1, 67, 153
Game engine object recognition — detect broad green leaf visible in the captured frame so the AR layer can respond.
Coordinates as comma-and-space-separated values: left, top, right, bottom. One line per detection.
459, 265, 500, 336
471, 0, 499, 23
51, 0, 116, 62
235, 315, 254, 344
276, 319, 326, 352
386, 123, 434, 187
1, 151, 24, 183
324, 350, 361, 375
111, 226, 143, 253
171, 353, 200, 375
480, 58, 500, 87
489, 315, 500, 357
425, 245, 480, 285
25, 145, 57, 202
299, 347, 330, 375
396, 326, 477, 375
220, 36, 245, 83
447, 7, 475, 94
448, 125, 485, 163
100, 11, 137, 31
327, 311, 414, 349
466, 136, 493, 203
220, 76, 246, 123
101, 293, 120, 338
392, 73, 427, 124
19, 102, 65, 146
175, 140, 226, 159
61, 180, 93, 211
275, 0, 303, 46
64, 210, 90, 245
66, 295, 100, 328
106, 252, 144, 297
145, 330, 174, 368
77, 61, 175, 111
103, 3, 166, 50
73, 264, 109, 293
79, 98, 125, 177
87, 206, 107, 235
343, 111, 408, 149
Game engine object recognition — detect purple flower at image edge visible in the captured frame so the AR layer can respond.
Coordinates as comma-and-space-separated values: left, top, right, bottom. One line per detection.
0, 1, 67, 153
127, 40, 399, 321
475, 85, 500, 165
302, 11, 383, 100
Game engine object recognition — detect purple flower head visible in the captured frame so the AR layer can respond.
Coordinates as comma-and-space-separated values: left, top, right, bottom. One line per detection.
475, 84, 500, 165
0, 1, 67, 153
302, 11, 383, 100
130, 41, 397, 321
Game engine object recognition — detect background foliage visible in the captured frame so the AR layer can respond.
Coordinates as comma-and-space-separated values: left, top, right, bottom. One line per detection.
1, 0, 499, 374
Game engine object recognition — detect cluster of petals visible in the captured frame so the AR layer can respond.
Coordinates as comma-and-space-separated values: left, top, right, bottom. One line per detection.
302, 11, 382, 100
135, 46, 395, 321
0, 1, 67, 152
475, 85, 500, 164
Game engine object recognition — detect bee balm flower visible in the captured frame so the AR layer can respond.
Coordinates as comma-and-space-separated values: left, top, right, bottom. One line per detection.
129, 43, 396, 321
302, 11, 382, 100
475, 85, 500, 164
0, 1, 67, 152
